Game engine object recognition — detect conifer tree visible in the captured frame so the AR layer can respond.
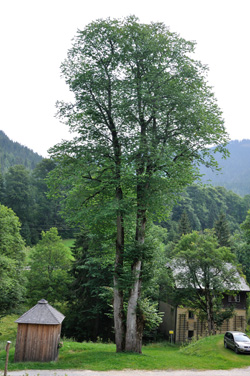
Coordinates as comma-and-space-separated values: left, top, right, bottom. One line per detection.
178, 210, 192, 237
214, 212, 231, 247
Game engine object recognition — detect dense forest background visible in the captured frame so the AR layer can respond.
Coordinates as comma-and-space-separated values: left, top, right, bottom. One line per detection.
0, 130, 42, 173
1, 131, 250, 342
1, 131, 249, 245
0, 131, 250, 245
0, 131, 74, 244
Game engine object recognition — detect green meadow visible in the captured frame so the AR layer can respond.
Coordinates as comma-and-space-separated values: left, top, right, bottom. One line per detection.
1, 316, 250, 372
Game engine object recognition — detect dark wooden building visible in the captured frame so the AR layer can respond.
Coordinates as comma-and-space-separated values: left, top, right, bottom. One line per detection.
159, 265, 250, 343
14, 299, 65, 362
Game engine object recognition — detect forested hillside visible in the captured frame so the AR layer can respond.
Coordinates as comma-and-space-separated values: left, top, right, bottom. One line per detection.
0, 130, 42, 172
0, 159, 73, 245
199, 139, 250, 196
163, 184, 250, 240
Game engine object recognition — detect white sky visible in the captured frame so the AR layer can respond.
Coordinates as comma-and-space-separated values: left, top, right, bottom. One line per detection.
0, 0, 249, 157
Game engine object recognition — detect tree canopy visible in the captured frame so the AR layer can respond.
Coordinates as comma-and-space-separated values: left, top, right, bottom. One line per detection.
0, 204, 26, 316
48, 16, 229, 352
171, 230, 239, 334
27, 227, 73, 306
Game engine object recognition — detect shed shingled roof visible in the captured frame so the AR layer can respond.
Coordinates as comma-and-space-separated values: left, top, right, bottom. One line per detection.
15, 299, 65, 325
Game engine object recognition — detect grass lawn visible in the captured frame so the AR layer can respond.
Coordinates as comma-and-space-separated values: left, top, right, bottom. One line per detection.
2, 315, 250, 371
62, 239, 75, 249
1, 335, 250, 372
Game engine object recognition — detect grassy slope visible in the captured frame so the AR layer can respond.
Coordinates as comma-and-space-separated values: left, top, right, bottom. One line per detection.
1, 335, 250, 372
0, 315, 18, 345
62, 239, 75, 249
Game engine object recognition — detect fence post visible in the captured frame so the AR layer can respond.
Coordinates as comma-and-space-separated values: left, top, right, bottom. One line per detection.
4, 341, 11, 376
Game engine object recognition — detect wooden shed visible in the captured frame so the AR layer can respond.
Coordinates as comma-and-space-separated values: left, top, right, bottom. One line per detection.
14, 299, 65, 362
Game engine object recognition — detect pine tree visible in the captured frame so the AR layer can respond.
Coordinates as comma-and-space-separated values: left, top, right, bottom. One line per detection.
214, 212, 231, 247
178, 210, 192, 237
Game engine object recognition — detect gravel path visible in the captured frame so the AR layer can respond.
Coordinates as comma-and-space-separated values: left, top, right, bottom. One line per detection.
5, 368, 250, 376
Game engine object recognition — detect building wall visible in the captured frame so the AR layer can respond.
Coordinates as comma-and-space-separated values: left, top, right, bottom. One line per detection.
222, 291, 247, 310
14, 323, 61, 362
174, 307, 247, 343
218, 309, 246, 333
159, 301, 176, 338
159, 301, 248, 344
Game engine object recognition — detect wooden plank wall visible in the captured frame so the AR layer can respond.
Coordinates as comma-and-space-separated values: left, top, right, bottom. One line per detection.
14, 324, 61, 362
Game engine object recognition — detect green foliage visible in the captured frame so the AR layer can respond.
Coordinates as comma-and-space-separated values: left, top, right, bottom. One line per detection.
178, 210, 192, 237
0, 165, 29, 243
232, 210, 250, 284
0, 170, 4, 203
241, 209, 250, 241
32, 158, 74, 240
214, 212, 231, 247
0, 314, 18, 345
164, 184, 249, 242
138, 298, 163, 330
4, 165, 34, 244
48, 16, 229, 226
138, 225, 170, 302
0, 159, 74, 245
27, 227, 73, 306
0, 204, 26, 316
63, 231, 114, 342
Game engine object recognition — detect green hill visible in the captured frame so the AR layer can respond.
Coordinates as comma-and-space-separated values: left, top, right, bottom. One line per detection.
1, 132, 249, 197
0, 130, 42, 173
199, 139, 250, 196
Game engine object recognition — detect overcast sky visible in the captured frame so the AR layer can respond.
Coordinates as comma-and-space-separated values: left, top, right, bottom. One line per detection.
1, 0, 249, 157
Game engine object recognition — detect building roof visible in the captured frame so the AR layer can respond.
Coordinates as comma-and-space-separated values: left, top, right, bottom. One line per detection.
15, 299, 65, 325
237, 275, 250, 291
167, 261, 250, 292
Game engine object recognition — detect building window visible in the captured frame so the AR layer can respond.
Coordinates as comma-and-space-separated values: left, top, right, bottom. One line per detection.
188, 330, 194, 340
228, 294, 240, 303
188, 311, 194, 319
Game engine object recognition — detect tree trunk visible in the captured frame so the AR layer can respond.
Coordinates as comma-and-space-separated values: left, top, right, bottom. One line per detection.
111, 125, 125, 352
113, 278, 125, 351
135, 311, 144, 353
206, 291, 215, 336
114, 191, 125, 352
125, 204, 146, 352
125, 259, 142, 352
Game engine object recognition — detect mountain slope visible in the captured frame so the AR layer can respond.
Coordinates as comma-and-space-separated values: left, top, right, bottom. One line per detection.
0, 130, 43, 173
199, 139, 250, 196
1, 131, 249, 197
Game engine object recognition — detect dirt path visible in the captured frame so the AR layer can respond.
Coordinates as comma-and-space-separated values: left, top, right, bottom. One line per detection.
5, 368, 250, 376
